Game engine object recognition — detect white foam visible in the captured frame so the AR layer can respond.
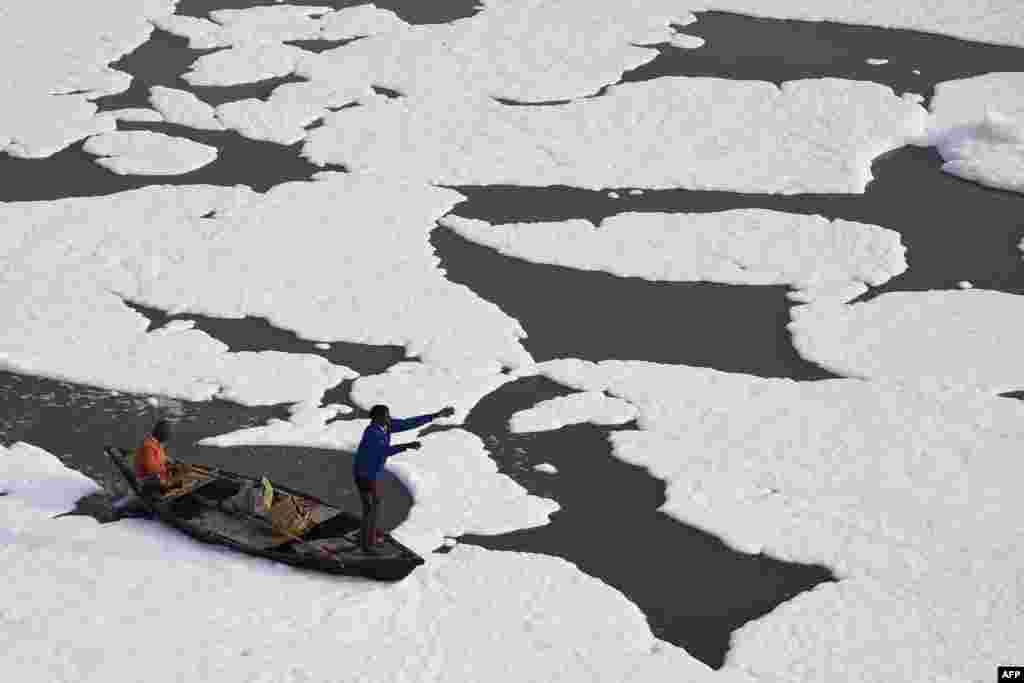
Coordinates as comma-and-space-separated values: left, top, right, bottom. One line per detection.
442, 210, 907, 303
937, 117, 1024, 195
865, 57, 889, 65
509, 392, 638, 433
385, 430, 559, 554
205, 5, 329, 45
2, 94, 118, 160
670, 34, 706, 49
314, 342, 330, 350
151, 14, 223, 49
789, 290, 1024, 392
214, 81, 358, 145
215, 98, 315, 145
706, 0, 1024, 47
106, 108, 166, 123
1, 444, 720, 681
534, 358, 1024, 680
535, 358, 626, 393
149, 86, 224, 131
83, 130, 218, 175
183, 43, 311, 87
319, 4, 407, 40
156, 1, 698, 113
199, 403, 365, 450
958, 280, 974, 289
159, 7, 323, 49
0, 176, 527, 403
932, 73, 1024, 130
0, 0, 174, 158
928, 73, 1024, 195
533, 463, 559, 474
0, 307, 353, 405
349, 361, 515, 424
155, 4, 407, 49
2, 535, 723, 683
0, 442, 101, 540
306, 78, 926, 193
299, 0, 694, 103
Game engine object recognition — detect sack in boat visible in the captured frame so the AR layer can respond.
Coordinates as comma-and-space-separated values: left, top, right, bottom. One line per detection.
221, 480, 264, 516
269, 494, 315, 538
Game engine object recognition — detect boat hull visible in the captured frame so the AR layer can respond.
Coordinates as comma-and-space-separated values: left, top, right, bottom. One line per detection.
105, 447, 425, 581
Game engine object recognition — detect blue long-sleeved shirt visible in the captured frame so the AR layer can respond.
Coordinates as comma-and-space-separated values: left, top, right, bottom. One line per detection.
353, 413, 437, 480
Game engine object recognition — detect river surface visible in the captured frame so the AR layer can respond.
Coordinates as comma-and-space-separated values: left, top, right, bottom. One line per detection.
3, 1, 1022, 669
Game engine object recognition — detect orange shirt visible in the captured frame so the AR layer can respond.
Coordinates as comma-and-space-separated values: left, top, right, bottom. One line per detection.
135, 435, 168, 483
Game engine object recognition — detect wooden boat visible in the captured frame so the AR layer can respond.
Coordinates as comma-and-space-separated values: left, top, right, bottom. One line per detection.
105, 447, 424, 581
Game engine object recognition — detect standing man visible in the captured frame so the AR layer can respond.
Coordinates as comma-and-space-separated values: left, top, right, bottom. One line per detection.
353, 404, 455, 554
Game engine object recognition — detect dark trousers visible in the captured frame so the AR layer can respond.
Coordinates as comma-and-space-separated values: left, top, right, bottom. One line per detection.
354, 475, 381, 550
139, 474, 163, 498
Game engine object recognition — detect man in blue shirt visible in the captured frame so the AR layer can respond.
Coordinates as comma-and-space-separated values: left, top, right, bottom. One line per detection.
354, 403, 455, 553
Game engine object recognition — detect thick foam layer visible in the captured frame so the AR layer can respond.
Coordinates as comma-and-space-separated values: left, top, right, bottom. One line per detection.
928, 73, 1024, 194
149, 86, 225, 131
305, 78, 926, 193
533, 358, 1024, 681
0, 176, 529, 404
442, 210, 907, 303
789, 289, 1024, 392
84, 131, 219, 175
0, 443, 721, 683
509, 391, 638, 433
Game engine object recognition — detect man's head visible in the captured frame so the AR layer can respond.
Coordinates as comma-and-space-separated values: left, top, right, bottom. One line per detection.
369, 405, 390, 426
152, 419, 173, 444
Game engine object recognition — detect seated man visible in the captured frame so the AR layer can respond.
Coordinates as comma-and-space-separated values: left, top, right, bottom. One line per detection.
135, 419, 176, 496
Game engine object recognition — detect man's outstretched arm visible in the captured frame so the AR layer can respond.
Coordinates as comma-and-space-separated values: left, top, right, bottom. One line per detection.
390, 406, 456, 433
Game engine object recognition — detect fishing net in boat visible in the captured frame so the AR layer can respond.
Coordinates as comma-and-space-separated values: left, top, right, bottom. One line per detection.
269, 493, 315, 538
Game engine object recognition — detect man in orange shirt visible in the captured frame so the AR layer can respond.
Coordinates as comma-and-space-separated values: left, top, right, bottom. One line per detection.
135, 419, 174, 496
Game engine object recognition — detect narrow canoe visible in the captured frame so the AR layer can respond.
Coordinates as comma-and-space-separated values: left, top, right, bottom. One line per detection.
105, 446, 424, 581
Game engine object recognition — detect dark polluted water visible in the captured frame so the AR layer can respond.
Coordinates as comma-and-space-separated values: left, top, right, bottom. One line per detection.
94, 27, 314, 111
460, 375, 834, 668
0, 121, 336, 201
124, 299, 407, 374
434, 224, 836, 379
622, 10, 1024, 102
91, 28, 218, 111
446, 145, 1024, 324
1, 1, 1022, 671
